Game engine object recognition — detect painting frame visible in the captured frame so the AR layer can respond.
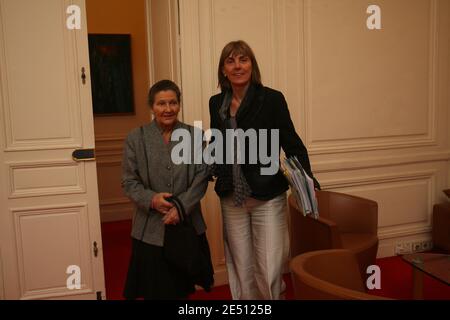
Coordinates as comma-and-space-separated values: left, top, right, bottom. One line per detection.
88, 34, 135, 116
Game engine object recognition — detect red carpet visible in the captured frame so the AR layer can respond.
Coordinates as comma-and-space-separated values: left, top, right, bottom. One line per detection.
101, 220, 450, 300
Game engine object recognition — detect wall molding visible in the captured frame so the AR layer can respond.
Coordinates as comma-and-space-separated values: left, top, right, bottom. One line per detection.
309, 137, 438, 155
320, 169, 437, 189
322, 169, 436, 241
304, 0, 439, 154
313, 150, 450, 174
378, 226, 432, 241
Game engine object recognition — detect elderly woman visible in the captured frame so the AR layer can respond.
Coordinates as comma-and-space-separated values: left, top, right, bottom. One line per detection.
122, 80, 212, 300
209, 40, 320, 300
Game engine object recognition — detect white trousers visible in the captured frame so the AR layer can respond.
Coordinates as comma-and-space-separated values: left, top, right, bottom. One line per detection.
220, 193, 289, 300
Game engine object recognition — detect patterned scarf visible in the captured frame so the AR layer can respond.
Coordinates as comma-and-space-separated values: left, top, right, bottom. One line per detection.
218, 87, 255, 207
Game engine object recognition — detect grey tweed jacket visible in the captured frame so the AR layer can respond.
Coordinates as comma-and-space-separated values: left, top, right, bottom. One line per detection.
121, 120, 208, 247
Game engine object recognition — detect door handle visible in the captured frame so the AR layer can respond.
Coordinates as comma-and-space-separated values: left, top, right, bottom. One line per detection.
72, 149, 96, 162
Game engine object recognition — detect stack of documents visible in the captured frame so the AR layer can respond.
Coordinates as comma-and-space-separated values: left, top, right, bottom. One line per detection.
282, 156, 319, 219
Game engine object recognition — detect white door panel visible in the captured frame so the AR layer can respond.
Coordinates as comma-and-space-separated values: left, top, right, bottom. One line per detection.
0, 0, 82, 151
13, 203, 93, 299
0, 0, 105, 300
7, 160, 86, 199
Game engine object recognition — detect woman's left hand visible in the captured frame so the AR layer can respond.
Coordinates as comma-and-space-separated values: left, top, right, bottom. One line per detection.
162, 207, 180, 225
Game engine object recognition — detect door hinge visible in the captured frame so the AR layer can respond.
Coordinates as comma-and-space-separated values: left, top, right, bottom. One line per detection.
96, 291, 103, 300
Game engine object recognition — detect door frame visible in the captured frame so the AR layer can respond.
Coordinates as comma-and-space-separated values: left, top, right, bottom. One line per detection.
145, 0, 181, 102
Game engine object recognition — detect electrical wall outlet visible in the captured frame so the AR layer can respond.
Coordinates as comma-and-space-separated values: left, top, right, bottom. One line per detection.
395, 243, 404, 255
421, 240, 432, 251
395, 242, 412, 255
404, 242, 412, 253
412, 241, 422, 252
395, 239, 432, 255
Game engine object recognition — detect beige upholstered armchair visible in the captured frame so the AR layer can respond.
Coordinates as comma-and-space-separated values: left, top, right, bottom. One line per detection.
289, 249, 389, 300
288, 190, 379, 278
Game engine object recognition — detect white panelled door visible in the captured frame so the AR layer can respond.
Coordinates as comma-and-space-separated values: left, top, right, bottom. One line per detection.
0, 0, 105, 299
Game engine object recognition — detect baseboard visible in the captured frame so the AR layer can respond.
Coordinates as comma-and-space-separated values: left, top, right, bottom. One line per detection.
211, 265, 228, 287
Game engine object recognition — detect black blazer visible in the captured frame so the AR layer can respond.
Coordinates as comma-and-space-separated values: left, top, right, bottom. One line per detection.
209, 83, 320, 200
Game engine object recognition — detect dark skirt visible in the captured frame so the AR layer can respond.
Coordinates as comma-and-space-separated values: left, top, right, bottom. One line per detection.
123, 238, 196, 300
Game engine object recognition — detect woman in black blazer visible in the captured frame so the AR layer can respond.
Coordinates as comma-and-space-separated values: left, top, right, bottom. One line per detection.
209, 40, 320, 300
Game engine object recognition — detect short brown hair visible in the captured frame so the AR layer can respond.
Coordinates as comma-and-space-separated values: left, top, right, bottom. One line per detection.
148, 79, 181, 107
217, 40, 262, 91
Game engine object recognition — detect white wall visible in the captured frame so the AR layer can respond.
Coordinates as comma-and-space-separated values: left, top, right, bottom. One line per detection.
177, 0, 450, 284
